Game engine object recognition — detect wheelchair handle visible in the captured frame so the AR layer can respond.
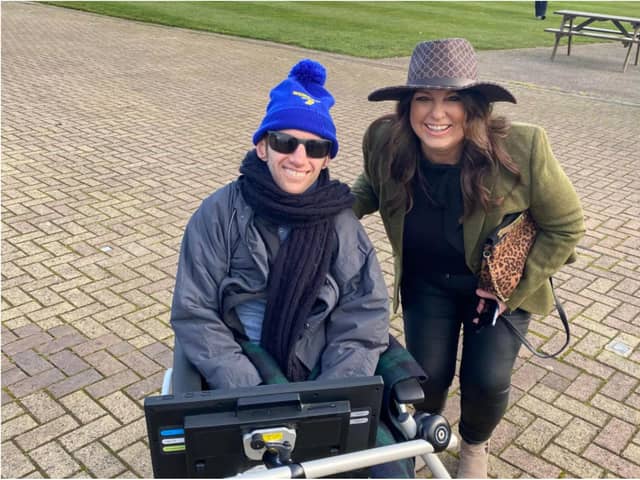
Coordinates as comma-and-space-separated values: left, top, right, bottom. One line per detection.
236, 438, 456, 478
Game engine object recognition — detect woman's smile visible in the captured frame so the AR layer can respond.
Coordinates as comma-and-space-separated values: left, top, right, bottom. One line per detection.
410, 89, 466, 164
426, 123, 453, 134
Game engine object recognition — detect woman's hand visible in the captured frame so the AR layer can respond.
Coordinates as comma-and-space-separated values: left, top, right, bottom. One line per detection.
472, 289, 508, 325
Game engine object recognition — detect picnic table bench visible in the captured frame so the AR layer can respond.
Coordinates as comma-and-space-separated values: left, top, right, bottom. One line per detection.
544, 10, 640, 72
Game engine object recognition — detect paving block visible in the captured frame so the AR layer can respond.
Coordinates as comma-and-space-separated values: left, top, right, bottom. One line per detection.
48, 368, 103, 399
511, 362, 547, 392
591, 393, 640, 426
20, 390, 65, 423
30, 441, 81, 478
59, 390, 108, 424
491, 419, 521, 453
85, 350, 127, 376
8, 367, 65, 397
594, 417, 637, 453
74, 441, 127, 478
3, 333, 54, 356
543, 444, 604, 478
622, 442, 640, 466
564, 372, 603, 402
2, 366, 28, 387
85, 369, 140, 399
15, 414, 79, 451
59, 415, 120, 452
48, 349, 90, 376
554, 417, 599, 454
500, 445, 562, 478
36, 332, 87, 355
102, 417, 147, 452
119, 350, 161, 377
1, 441, 37, 478
516, 418, 561, 454
99, 391, 144, 425
118, 440, 153, 478
584, 444, 640, 478
517, 394, 572, 427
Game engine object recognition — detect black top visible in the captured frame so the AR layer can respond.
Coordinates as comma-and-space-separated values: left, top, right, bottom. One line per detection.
402, 158, 471, 277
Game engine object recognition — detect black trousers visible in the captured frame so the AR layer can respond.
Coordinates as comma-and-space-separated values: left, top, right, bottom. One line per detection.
401, 273, 531, 444
535, 1, 548, 17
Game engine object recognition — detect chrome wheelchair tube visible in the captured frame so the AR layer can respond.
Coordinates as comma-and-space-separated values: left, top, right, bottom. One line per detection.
161, 368, 173, 395
420, 442, 457, 479
395, 402, 418, 439
237, 439, 443, 478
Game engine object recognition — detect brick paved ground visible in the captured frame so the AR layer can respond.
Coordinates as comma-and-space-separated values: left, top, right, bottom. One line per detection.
2, 2, 639, 478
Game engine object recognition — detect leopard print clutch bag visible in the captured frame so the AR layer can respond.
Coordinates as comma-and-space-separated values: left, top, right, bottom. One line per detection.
478, 211, 537, 302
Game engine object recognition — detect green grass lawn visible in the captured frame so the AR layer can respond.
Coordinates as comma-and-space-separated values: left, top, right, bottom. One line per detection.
46, 1, 640, 57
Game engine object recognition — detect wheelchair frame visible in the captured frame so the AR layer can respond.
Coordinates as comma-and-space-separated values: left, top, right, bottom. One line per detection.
160, 367, 456, 478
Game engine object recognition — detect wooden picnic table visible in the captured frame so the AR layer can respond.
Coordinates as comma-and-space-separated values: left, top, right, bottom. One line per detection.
544, 10, 640, 72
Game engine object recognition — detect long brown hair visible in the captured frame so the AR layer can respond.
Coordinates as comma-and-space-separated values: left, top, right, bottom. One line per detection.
382, 89, 520, 218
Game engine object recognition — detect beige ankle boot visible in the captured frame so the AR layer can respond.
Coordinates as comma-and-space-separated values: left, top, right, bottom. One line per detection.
457, 438, 489, 478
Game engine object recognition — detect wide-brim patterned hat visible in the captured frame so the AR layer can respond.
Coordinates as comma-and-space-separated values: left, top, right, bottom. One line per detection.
368, 38, 516, 104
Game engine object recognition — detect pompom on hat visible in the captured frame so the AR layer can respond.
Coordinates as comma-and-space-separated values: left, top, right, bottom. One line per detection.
368, 38, 516, 104
253, 59, 339, 158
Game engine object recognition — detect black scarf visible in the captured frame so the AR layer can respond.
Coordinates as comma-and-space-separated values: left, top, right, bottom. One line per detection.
238, 150, 354, 381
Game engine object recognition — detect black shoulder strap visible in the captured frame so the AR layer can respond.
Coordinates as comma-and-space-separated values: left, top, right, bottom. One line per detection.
501, 278, 570, 359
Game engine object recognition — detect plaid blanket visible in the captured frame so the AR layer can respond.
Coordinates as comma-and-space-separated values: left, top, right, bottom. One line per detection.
241, 335, 427, 478
375, 335, 428, 438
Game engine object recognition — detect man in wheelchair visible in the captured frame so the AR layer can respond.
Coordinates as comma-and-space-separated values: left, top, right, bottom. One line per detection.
169, 58, 434, 477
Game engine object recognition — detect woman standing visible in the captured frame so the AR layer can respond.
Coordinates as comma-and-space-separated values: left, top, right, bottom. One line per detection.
352, 38, 584, 478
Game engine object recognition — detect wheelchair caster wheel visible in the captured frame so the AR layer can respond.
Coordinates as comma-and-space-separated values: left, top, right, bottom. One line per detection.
418, 414, 451, 453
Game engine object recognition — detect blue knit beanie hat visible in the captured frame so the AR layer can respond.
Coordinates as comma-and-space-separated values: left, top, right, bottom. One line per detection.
253, 59, 338, 158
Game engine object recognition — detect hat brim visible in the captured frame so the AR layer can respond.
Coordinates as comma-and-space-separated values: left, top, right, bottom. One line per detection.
368, 82, 516, 104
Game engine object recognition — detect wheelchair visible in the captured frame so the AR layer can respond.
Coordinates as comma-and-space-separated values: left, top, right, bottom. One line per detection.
151, 337, 457, 478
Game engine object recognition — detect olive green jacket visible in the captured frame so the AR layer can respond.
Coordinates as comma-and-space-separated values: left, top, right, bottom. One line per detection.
352, 118, 585, 315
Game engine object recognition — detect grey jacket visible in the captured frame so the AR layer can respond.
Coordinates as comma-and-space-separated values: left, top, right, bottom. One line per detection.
171, 180, 390, 390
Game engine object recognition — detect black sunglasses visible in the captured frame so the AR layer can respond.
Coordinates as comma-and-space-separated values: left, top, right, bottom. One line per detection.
267, 131, 332, 159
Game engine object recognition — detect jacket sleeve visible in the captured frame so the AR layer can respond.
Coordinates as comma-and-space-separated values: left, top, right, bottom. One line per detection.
170, 196, 262, 389
317, 213, 390, 380
506, 126, 586, 311
351, 121, 382, 219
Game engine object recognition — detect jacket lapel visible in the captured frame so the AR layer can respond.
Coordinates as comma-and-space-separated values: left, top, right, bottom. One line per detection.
463, 206, 487, 271
463, 167, 518, 271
